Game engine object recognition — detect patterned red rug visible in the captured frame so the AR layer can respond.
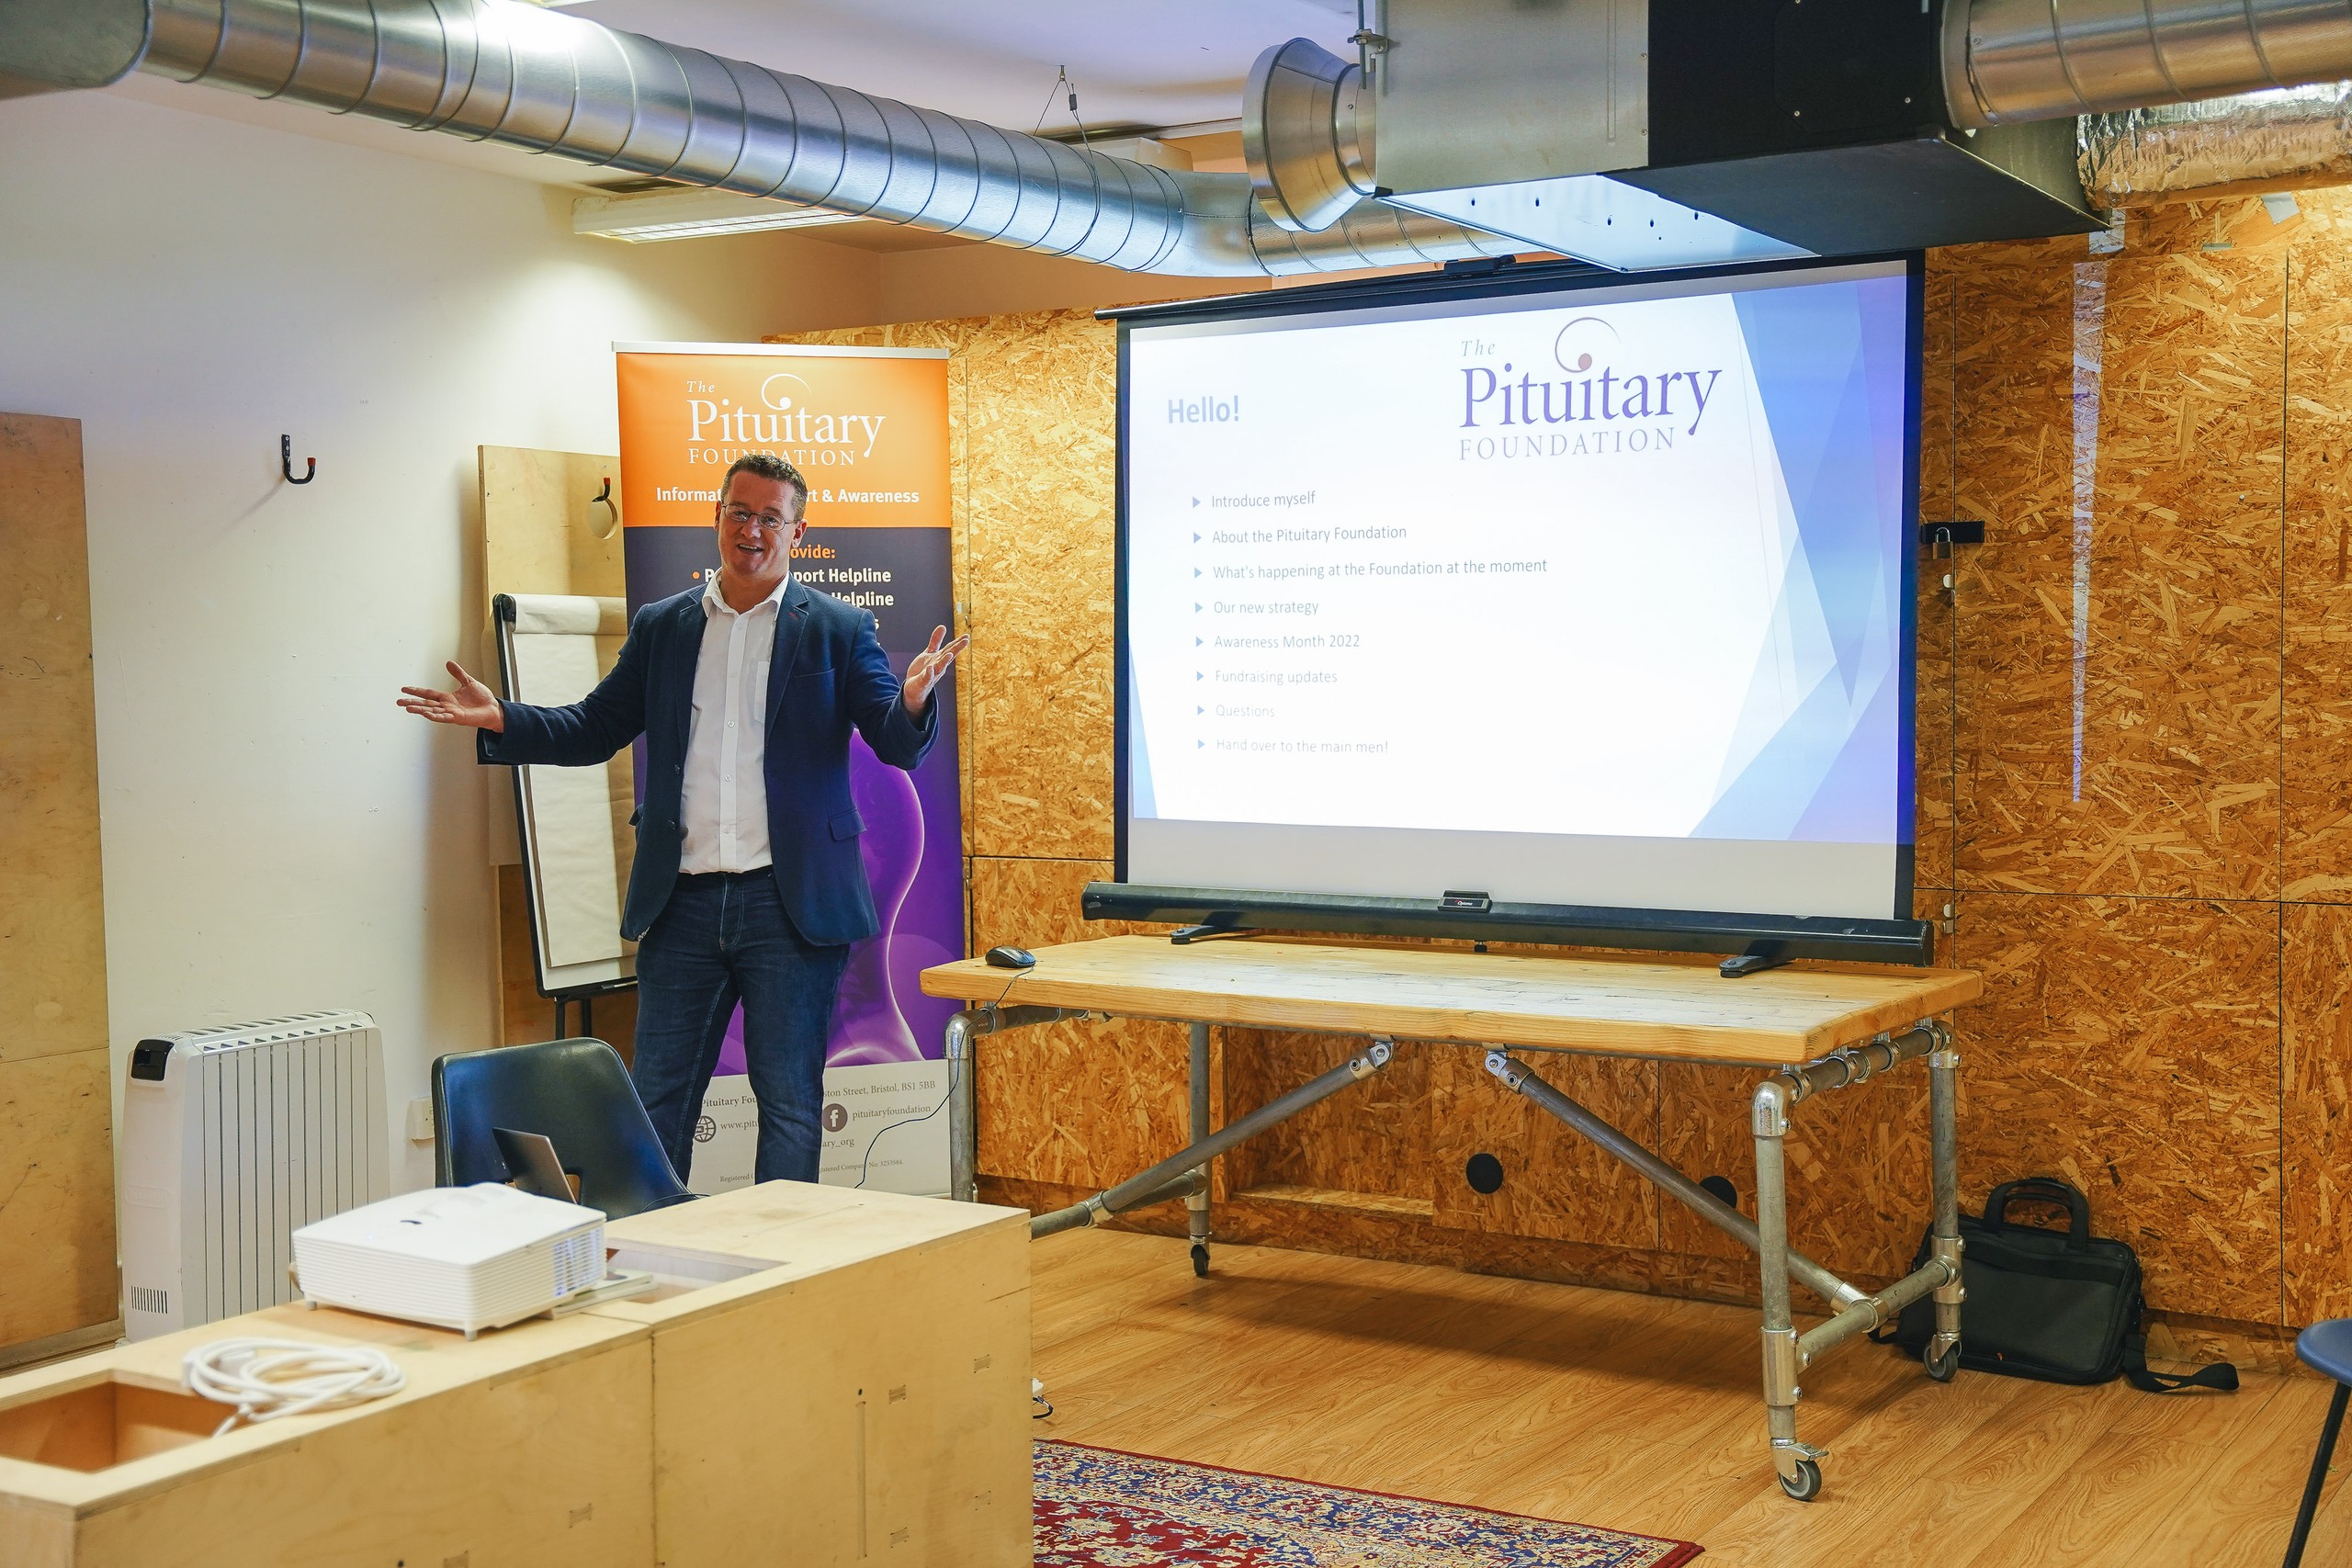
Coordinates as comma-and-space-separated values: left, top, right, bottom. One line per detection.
1035, 1440, 1702, 1567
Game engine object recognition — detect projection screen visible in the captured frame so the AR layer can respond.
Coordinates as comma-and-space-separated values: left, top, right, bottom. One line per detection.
1112, 255, 1922, 947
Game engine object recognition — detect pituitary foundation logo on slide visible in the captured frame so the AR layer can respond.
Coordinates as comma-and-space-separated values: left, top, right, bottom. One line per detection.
1456, 310, 1731, 461
615, 349, 949, 529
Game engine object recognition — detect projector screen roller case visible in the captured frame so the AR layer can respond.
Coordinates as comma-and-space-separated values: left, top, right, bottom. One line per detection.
1114, 257, 1920, 929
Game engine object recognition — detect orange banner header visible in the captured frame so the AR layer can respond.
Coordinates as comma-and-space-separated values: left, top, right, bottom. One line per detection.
615, 344, 950, 530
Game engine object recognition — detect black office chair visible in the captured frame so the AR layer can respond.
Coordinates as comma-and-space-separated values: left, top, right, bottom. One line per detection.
432, 1037, 695, 1221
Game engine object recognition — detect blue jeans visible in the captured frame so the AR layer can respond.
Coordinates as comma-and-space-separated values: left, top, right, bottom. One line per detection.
631, 871, 849, 1184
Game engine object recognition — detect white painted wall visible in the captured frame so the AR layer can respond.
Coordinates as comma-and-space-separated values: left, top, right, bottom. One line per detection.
0, 87, 882, 1190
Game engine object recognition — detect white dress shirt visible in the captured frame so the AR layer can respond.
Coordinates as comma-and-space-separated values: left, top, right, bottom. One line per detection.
678, 570, 788, 874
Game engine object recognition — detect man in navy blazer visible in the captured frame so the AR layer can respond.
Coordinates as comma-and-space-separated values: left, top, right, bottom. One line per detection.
401, 453, 965, 1185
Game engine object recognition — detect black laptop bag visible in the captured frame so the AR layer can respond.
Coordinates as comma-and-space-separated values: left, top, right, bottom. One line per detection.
1882, 1176, 2236, 1393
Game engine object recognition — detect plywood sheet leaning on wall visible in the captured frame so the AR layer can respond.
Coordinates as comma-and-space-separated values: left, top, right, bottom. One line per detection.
478, 446, 638, 1049
0, 413, 117, 1360
0, 1055, 116, 1366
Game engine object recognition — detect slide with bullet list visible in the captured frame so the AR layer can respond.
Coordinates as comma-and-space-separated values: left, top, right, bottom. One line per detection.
1119, 259, 1917, 923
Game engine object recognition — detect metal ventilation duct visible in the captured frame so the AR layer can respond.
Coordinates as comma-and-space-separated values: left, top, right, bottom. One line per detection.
1243, 36, 1377, 231
2079, 84, 2352, 202
0, 0, 1517, 278
1947, 0, 2352, 129
17, 0, 2352, 278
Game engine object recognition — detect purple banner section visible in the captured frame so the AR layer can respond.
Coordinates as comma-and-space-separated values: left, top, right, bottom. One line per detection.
624, 524, 964, 1068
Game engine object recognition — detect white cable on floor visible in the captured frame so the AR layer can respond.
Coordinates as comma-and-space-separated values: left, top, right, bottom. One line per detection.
182, 1337, 408, 1436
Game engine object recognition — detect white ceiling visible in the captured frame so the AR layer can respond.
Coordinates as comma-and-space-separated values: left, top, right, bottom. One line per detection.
107, 0, 1360, 192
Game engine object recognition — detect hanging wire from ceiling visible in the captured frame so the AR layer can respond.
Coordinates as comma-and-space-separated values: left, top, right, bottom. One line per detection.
1032, 63, 1090, 145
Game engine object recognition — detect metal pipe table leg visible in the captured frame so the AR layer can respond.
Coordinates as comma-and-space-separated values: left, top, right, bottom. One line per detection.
1927, 1028, 1966, 1381
947, 1012, 978, 1203
1188, 1021, 1213, 1277
1485, 1051, 1864, 1311
944, 1004, 1090, 1205
1754, 1077, 1824, 1502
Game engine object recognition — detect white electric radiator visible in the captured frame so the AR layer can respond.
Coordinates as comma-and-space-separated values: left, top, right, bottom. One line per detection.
119, 1010, 389, 1340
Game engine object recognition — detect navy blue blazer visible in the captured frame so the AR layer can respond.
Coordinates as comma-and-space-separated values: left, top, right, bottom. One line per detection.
481, 579, 939, 946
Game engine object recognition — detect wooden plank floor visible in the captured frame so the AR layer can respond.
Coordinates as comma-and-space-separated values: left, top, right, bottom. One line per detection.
1033, 1228, 2347, 1566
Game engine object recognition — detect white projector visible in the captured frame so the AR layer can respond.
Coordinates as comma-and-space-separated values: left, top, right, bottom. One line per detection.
291, 1185, 607, 1337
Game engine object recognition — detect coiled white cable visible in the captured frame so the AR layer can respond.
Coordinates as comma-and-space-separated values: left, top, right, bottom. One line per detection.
182, 1337, 407, 1436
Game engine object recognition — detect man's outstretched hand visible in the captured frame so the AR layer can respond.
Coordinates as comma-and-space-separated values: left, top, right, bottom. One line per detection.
903, 626, 970, 716
398, 661, 505, 732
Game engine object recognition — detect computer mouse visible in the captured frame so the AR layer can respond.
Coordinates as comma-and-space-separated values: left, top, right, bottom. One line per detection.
985, 945, 1036, 969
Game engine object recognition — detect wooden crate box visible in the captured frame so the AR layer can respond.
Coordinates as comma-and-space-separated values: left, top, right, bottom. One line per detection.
590, 1182, 1033, 1568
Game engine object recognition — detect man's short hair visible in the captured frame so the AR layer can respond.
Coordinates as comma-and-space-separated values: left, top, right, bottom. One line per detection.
722, 452, 808, 523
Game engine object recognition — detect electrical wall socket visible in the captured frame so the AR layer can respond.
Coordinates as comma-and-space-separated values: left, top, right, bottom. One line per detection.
404, 1096, 435, 1144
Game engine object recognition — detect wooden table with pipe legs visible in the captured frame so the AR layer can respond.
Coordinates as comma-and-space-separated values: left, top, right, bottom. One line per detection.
922, 934, 1984, 1503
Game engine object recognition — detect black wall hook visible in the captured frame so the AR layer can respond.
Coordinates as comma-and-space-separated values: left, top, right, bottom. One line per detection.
281, 434, 315, 485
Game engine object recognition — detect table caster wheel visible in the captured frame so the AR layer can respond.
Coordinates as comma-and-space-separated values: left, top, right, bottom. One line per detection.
1926, 1342, 1961, 1382
1190, 1244, 1209, 1278
1778, 1458, 1823, 1502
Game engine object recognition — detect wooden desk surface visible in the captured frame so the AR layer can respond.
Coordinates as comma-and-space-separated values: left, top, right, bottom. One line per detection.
922, 935, 1981, 1068
594, 1179, 1030, 1332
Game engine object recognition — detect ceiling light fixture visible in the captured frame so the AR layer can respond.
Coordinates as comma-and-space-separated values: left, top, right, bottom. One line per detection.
571, 187, 863, 243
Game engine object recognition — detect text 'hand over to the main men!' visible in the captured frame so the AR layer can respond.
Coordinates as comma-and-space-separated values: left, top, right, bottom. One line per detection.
903, 626, 969, 716
397, 661, 505, 732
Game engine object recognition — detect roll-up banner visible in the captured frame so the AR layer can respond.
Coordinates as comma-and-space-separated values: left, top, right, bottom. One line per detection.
614, 343, 961, 1197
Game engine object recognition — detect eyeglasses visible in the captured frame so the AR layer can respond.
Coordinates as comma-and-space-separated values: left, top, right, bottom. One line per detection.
722, 503, 791, 532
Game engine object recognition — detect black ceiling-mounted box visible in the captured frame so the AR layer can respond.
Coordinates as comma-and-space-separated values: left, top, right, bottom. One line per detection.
1628, 0, 2100, 253
1372, 0, 2100, 265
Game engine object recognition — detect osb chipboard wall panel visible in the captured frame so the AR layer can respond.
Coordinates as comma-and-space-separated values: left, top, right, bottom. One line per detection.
780, 314, 1119, 862
1950, 228, 2285, 901
1221, 1032, 1434, 1203
2286, 901, 2352, 1320
856, 200, 2352, 1330
0, 1050, 118, 1348
1428, 1051, 1660, 1249
0, 414, 107, 1069
2284, 192, 2352, 899
1955, 889, 2280, 1323
967, 855, 1188, 1190
1654, 1063, 1931, 1288
954, 312, 1119, 861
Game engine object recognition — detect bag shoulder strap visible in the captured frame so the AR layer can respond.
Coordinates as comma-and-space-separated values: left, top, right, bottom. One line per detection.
2121, 1331, 2239, 1394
